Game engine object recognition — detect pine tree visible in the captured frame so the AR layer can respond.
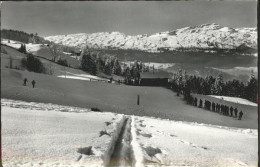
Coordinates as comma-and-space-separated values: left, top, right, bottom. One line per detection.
81, 53, 97, 75
113, 59, 122, 75
123, 67, 131, 84
215, 74, 224, 95
245, 71, 258, 102
104, 62, 112, 75
23, 44, 27, 53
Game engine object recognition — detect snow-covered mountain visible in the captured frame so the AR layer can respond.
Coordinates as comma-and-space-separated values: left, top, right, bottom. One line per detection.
45, 23, 257, 52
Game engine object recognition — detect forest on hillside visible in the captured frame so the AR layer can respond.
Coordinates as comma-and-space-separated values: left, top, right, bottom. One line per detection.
1, 29, 50, 44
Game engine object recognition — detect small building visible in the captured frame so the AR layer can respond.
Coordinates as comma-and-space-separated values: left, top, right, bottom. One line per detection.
139, 71, 170, 86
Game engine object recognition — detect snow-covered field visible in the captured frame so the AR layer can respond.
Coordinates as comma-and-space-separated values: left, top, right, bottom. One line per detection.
57, 71, 109, 82
209, 95, 257, 107
1, 39, 45, 54
2, 99, 257, 167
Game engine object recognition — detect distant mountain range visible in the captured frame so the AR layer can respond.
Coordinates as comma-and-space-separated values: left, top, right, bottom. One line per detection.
45, 23, 257, 53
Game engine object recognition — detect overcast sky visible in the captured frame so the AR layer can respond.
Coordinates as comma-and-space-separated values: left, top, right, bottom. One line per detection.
1, 1, 257, 37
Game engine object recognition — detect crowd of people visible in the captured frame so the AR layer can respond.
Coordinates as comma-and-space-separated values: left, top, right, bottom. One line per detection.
190, 97, 244, 120
23, 78, 36, 88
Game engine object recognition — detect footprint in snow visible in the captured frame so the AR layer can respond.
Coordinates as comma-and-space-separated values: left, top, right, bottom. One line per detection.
139, 120, 144, 123
179, 140, 209, 150
77, 146, 94, 156
144, 146, 162, 158
99, 130, 111, 137
105, 122, 112, 126
170, 134, 177, 137
140, 133, 152, 138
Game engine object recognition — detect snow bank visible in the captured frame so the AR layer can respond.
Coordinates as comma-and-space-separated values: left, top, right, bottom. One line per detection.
58, 75, 95, 81
209, 95, 257, 107
101, 115, 126, 167
131, 116, 145, 167
57, 71, 109, 82
1, 98, 91, 113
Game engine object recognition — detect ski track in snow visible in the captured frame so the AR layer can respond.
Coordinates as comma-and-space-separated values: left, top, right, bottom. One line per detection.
1, 99, 257, 167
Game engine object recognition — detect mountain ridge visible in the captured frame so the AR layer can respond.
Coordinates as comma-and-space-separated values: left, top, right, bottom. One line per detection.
45, 23, 257, 53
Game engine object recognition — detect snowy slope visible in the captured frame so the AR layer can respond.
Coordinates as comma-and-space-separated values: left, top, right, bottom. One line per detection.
2, 99, 257, 167
133, 116, 257, 167
2, 99, 126, 167
209, 95, 257, 107
45, 23, 257, 52
1, 39, 46, 54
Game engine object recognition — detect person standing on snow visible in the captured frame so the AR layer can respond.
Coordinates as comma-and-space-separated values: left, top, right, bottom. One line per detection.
23, 78, 28, 86
234, 108, 238, 117
238, 110, 243, 120
230, 106, 233, 117
32, 80, 36, 88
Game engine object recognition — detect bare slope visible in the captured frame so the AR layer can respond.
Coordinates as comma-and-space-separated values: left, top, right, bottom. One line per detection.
1, 68, 257, 129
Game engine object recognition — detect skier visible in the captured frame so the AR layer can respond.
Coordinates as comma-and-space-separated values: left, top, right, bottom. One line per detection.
23, 78, 28, 86
238, 110, 243, 120
32, 80, 36, 88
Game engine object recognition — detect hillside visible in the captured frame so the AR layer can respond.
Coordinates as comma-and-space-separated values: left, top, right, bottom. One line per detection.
1, 39, 81, 69
45, 23, 257, 53
1, 29, 49, 44
1, 44, 108, 82
1, 68, 257, 129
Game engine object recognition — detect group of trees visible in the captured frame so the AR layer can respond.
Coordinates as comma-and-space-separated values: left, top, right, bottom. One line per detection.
171, 69, 258, 103
18, 44, 27, 54
81, 53, 98, 75
21, 54, 45, 73
80, 51, 125, 76
80, 50, 154, 84
122, 61, 149, 84
57, 59, 69, 67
